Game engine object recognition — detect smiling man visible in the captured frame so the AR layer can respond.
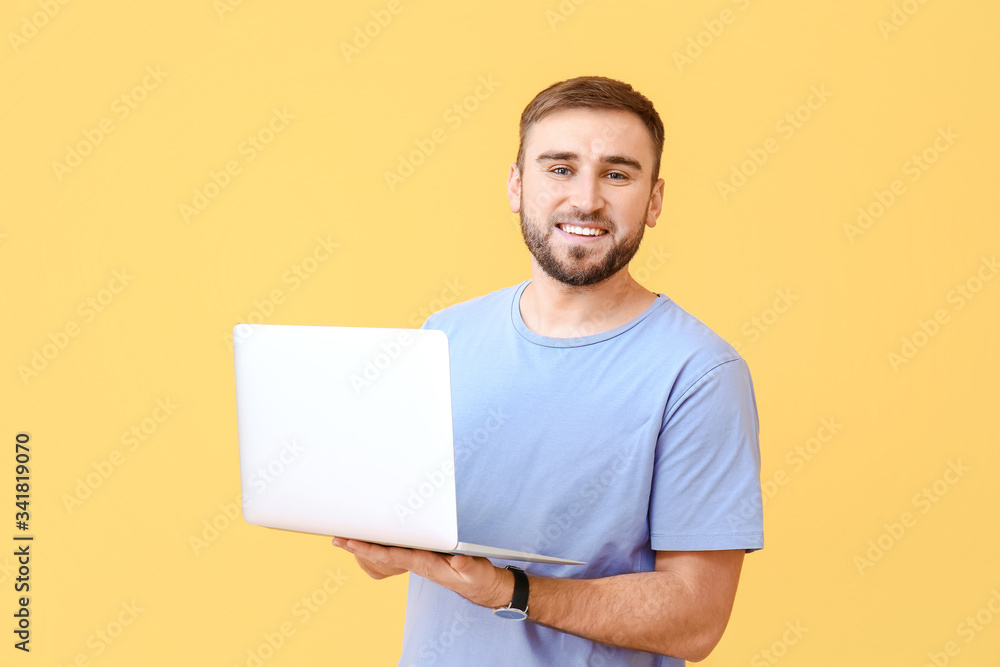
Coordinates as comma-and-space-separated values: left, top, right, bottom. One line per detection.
333, 76, 764, 666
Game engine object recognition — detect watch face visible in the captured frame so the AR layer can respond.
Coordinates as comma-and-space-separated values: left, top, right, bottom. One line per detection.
493, 607, 528, 621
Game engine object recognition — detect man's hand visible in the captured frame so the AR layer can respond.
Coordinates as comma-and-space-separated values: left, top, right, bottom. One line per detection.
333, 537, 744, 661
331, 537, 408, 580
331, 538, 513, 608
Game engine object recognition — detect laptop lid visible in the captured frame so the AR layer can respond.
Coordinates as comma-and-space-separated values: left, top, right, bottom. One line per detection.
233, 324, 461, 552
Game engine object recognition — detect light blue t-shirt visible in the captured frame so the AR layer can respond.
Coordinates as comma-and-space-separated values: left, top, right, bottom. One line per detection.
400, 281, 763, 667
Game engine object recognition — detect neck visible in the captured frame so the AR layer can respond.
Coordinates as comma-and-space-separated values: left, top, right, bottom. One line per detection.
519, 263, 658, 338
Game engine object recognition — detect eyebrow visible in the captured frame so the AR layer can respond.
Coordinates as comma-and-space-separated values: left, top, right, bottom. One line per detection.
535, 151, 643, 173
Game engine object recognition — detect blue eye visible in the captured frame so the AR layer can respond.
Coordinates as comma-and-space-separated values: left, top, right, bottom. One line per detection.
552, 167, 571, 176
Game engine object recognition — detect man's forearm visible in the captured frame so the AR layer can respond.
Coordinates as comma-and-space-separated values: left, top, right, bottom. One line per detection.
526, 570, 725, 662
332, 539, 742, 662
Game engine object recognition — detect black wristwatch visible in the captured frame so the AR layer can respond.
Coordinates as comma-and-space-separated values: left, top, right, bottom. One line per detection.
493, 565, 529, 620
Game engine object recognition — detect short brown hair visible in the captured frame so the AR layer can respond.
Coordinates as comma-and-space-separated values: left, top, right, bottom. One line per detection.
515, 76, 665, 186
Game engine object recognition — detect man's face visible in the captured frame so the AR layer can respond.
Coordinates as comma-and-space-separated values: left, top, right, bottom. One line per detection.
508, 108, 664, 287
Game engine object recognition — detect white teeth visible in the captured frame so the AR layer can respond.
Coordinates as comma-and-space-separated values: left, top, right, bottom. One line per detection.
560, 224, 606, 236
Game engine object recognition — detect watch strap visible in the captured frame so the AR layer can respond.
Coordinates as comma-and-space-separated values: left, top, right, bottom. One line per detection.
507, 565, 529, 613
493, 565, 529, 620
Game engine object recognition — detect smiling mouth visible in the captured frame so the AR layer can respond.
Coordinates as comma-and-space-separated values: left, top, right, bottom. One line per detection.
557, 223, 608, 237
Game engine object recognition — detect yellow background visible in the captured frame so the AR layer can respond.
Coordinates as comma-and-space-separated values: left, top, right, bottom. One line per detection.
2, 0, 998, 665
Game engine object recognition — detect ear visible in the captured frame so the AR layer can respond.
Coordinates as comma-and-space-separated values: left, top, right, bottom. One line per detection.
646, 177, 665, 229
506, 163, 522, 213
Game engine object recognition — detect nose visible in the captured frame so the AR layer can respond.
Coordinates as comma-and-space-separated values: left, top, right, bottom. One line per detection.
567, 172, 605, 215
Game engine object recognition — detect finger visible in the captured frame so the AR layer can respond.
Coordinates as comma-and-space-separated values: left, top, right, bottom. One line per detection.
333, 538, 382, 559
352, 541, 423, 573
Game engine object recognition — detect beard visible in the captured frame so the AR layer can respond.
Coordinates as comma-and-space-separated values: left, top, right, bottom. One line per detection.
519, 205, 646, 287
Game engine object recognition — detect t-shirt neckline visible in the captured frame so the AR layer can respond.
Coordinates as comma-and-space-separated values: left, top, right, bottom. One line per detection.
510, 279, 670, 348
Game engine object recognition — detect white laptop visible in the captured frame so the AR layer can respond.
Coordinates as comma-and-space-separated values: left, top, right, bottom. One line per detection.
232, 323, 584, 565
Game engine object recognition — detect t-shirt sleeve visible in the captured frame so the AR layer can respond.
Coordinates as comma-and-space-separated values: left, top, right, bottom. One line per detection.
649, 357, 764, 552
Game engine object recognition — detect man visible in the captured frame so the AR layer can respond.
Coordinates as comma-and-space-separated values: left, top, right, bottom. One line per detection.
333, 76, 763, 665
